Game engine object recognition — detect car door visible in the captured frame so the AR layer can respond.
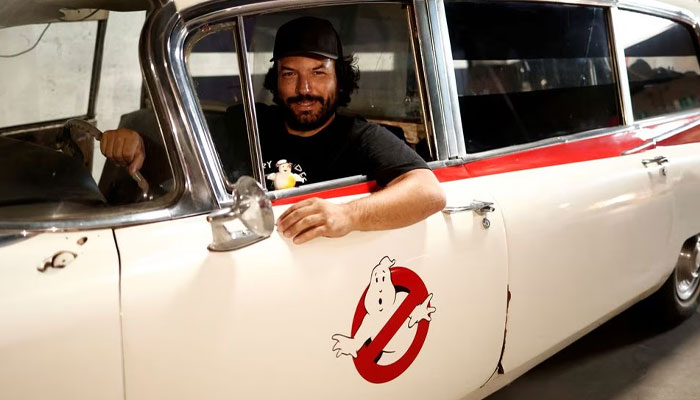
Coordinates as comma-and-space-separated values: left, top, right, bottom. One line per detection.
115, 2, 508, 398
0, 231, 124, 400
0, 16, 127, 400
441, 0, 675, 377
117, 178, 508, 399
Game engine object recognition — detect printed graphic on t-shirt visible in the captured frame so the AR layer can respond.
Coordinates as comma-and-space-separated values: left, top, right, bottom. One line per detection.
265, 159, 307, 190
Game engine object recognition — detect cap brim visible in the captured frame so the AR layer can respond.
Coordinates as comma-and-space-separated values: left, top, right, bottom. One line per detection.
270, 51, 340, 62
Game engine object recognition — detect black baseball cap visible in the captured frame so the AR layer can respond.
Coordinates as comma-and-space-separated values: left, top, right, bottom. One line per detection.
271, 16, 342, 61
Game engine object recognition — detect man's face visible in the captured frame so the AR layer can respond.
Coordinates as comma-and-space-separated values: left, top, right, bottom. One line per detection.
277, 56, 338, 132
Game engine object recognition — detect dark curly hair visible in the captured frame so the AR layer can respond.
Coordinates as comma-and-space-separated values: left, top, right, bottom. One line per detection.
263, 55, 360, 107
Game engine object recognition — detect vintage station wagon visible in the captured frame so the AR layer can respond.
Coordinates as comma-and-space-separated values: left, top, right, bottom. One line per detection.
1, 0, 700, 398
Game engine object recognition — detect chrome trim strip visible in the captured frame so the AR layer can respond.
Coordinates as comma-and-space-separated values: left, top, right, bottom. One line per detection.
164, 12, 230, 207
635, 109, 700, 128
425, 0, 457, 159
617, 0, 700, 28
235, 16, 266, 188
413, 0, 446, 160
461, 124, 634, 162
267, 175, 369, 200
622, 115, 700, 155
608, 6, 634, 126
0, 232, 37, 248
434, 0, 465, 158
406, 3, 437, 161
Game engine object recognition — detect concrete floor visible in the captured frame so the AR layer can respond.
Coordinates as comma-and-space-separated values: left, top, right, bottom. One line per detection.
488, 303, 700, 400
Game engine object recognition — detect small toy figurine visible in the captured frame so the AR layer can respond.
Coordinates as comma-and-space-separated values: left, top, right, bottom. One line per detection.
266, 159, 306, 190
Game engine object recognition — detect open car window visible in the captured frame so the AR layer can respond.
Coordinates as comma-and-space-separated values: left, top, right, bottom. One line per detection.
186, 3, 431, 193
0, 13, 175, 222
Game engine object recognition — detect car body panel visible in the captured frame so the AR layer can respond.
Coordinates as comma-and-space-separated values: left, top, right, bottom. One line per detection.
117, 181, 508, 399
0, 230, 123, 400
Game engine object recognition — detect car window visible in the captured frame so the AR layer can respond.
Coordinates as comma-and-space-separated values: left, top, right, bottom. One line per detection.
616, 10, 700, 120
186, 3, 431, 192
188, 25, 253, 184
0, 13, 174, 222
445, 1, 621, 153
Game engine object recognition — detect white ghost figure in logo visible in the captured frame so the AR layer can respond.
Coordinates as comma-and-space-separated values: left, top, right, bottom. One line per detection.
331, 256, 436, 365
266, 159, 306, 190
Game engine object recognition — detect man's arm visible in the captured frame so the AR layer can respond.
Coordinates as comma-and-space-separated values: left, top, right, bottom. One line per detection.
276, 168, 446, 244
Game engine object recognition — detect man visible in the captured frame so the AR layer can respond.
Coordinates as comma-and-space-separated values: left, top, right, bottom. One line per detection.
102, 16, 445, 244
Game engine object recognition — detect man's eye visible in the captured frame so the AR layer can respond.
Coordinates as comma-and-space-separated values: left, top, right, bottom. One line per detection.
281, 72, 295, 77
313, 71, 327, 76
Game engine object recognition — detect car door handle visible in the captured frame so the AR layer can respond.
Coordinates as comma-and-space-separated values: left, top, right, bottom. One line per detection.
442, 200, 495, 216
641, 156, 668, 167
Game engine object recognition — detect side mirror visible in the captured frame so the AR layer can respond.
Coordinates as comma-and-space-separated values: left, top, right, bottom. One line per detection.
207, 176, 274, 251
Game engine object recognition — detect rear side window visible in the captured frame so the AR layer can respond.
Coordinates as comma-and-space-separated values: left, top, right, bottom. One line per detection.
616, 10, 700, 120
445, 1, 620, 153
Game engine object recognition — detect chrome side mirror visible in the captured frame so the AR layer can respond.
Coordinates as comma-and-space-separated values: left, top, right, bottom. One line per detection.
207, 176, 274, 251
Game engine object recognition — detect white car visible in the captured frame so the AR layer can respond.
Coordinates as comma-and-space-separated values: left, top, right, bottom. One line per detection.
1, 0, 700, 399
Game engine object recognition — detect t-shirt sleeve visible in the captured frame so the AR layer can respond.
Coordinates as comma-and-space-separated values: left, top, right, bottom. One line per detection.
354, 119, 430, 187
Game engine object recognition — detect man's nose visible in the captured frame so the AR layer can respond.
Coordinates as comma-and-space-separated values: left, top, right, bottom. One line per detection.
296, 75, 311, 94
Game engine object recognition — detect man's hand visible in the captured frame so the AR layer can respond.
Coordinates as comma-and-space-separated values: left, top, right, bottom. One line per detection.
276, 197, 353, 244
100, 128, 145, 175
277, 169, 445, 245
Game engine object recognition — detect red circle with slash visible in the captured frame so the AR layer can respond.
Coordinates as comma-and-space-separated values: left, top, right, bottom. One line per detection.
351, 266, 430, 384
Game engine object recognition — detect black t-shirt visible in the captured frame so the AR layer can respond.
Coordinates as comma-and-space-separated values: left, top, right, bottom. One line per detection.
214, 104, 428, 191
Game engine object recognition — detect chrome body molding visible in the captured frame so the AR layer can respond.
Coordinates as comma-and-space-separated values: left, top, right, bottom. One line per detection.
234, 16, 266, 188
0, 231, 37, 248
622, 114, 700, 155
608, 6, 635, 126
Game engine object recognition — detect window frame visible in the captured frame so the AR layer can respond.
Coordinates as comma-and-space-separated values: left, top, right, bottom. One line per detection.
178, 0, 448, 206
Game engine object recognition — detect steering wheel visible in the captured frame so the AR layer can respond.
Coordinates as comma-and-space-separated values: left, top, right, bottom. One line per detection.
62, 119, 151, 201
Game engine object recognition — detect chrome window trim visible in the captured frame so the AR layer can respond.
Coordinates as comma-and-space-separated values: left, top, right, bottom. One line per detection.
414, 0, 456, 160
622, 113, 700, 155
608, 6, 635, 126
179, 0, 446, 206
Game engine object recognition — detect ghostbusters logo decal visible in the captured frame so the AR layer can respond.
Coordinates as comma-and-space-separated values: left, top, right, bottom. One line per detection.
265, 159, 306, 190
332, 256, 436, 383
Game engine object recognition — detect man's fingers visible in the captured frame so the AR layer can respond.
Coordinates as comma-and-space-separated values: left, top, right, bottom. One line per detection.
102, 131, 115, 160
277, 198, 314, 221
113, 133, 126, 164
130, 149, 145, 175
123, 134, 145, 174
277, 202, 317, 233
425, 293, 433, 304
283, 214, 324, 239
293, 225, 326, 244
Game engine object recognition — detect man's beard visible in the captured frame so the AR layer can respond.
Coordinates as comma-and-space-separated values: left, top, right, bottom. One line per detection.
282, 94, 338, 132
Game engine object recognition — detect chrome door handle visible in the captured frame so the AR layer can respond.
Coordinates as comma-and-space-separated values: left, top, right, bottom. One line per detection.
443, 200, 495, 216
641, 156, 668, 167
